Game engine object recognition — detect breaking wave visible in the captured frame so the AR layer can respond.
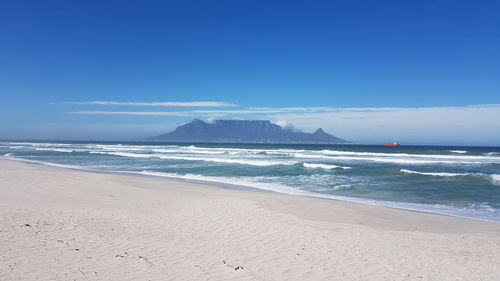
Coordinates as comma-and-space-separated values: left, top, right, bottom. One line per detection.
400, 169, 479, 177
91, 151, 299, 166
491, 174, 500, 185
449, 150, 467, 154
294, 153, 487, 165
302, 163, 351, 170
35, 147, 76, 153
137, 170, 500, 221
90, 151, 159, 158
319, 150, 500, 161
400, 169, 500, 185
158, 155, 299, 166
138, 170, 306, 195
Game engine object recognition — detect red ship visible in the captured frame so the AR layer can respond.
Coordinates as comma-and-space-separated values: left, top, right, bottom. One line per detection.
383, 142, 400, 146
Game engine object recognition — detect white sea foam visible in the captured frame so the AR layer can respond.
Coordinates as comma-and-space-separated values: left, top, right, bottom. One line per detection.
186, 147, 302, 157
158, 155, 299, 166
8, 142, 47, 146
95, 144, 166, 150
332, 184, 352, 190
100, 147, 147, 151
0, 156, 91, 170
90, 151, 160, 158
35, 147, 76, 153
303, 163, 351, 170
9, 142, 74, 147
96, 144, 499, 165
152, 148, 197, 154
99, 144, 268, 156
187, 145, 304, 154
137, 170, 500, 221
92, 151, 299, 166
491, 174, 500, 185
400, 169, 500, 186
400, 169, 478, 177
294, 153, 485, 165
319, 149, 498, 162
184, 148, 229, 155
449, 150, 467, 154
187, 146, 500, 164
186, 146, 489, 162
3, 153, 12, 157
16, 142, 500, 165
138, 170, 306, 195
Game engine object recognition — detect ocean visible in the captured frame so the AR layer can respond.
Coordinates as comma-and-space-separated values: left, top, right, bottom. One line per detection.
1, 141, 500, 221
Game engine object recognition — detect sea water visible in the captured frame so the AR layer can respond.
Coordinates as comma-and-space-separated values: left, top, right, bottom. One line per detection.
1, 141, 500, 221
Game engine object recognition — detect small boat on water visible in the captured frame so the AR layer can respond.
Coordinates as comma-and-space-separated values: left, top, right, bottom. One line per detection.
383, 142, 400, 146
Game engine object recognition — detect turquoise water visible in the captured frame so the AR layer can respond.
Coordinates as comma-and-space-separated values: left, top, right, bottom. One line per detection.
1, 141, 500, 221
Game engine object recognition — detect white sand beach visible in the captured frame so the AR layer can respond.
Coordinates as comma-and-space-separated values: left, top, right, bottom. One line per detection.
1, 159, 499, 281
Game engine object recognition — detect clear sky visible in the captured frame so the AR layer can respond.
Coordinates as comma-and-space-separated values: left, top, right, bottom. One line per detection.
1, 0, 499, 145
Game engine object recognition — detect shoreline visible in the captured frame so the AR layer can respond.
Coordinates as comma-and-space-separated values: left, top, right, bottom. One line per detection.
1, 159, 500, 280
2, 156, 499, 223
1, 158, 500, 232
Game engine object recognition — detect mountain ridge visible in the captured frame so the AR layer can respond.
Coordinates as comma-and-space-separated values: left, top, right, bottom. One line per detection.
149, 119, 350, 144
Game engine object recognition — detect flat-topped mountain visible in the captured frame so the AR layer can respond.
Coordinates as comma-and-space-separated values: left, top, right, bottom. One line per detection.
149, 119, 350, 144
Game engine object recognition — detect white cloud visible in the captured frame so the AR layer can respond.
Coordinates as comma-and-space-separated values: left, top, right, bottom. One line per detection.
63, 101, 237, 107
191, 109, 290, 114
248, 106, 336, 112
272, 120, 294, 130
65, 106, 361, 117
268, 105, 500, 145
68, 111, 195, 116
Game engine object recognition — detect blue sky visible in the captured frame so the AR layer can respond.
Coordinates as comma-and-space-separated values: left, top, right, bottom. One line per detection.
0, 0, 499, 145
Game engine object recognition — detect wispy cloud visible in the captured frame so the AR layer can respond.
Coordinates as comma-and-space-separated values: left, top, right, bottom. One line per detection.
67, 108, 327, 116
247, 106, 337, 112
266, 105, 500, 145
62, 101, 238, 107
191, 109, 294, 115
68, 111, 195, 116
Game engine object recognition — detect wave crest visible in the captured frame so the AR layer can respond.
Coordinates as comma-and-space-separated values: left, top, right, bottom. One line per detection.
400, 169, 500, 186
449, 150, 467, 154
303, 163, 351, 170
400, 169, 477, 177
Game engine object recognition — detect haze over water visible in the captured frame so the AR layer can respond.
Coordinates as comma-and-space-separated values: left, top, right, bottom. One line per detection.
2, 141, 500, 221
